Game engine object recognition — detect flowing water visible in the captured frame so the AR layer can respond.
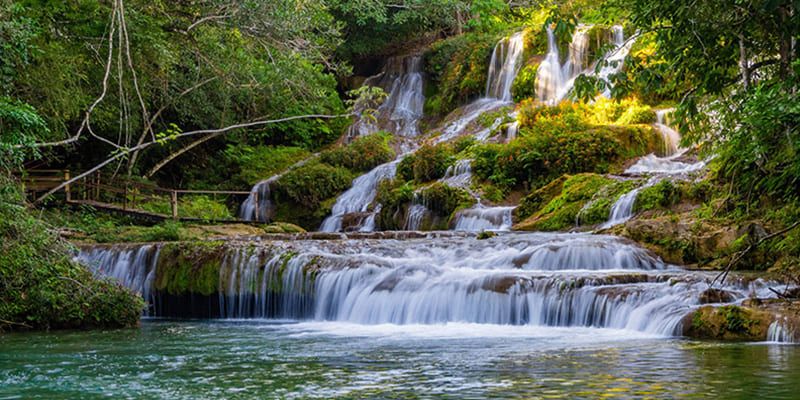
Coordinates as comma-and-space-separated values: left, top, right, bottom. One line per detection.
453, 206, 515, 231
76, 233, 779, 329
319, 160, 400, 232
3, 320, 800, 399
601, 110, 707, 228
347, 55, 425, 140
322, 33, 526, 232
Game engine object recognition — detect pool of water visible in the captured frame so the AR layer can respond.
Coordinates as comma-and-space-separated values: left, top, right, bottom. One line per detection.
2, 320, 799, 399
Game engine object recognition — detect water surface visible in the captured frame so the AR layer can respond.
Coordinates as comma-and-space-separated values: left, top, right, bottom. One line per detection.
2, 320, 799, 399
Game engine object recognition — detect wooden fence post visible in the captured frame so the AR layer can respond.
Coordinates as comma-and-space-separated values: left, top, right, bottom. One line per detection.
64, 170, 71, 202
253, 191, 259, 222
171, 190, 179, 220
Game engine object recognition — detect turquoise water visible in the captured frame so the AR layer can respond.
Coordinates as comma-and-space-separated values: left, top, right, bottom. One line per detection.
2, 320, 799, 399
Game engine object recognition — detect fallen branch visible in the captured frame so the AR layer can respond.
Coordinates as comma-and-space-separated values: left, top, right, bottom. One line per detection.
34, 112, 352, 203
0, 319, 32, 329
712, 220, 800, 286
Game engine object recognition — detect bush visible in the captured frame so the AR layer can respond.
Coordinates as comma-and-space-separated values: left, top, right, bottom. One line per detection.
224, 144, 310, 186
417, 182, 475, 217
616, 104, 656, 125
375, 179, 415, 230
635, 179, 682, 212
273, 160, 354, 209
424, 32, 499, 116
511, 62, 539, 103
140, 195, 233, 221
0, 176, 143, 331
319, 133, 395, 173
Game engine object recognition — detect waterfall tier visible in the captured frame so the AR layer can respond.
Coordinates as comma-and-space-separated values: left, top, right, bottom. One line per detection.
76, 233, 778, 336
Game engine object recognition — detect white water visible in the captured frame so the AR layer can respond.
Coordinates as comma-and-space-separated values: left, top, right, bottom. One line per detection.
78, 233, 785, 338
76, 245, 159, 316
506, 120, 520, 141
453, 205, 515, 231
435, 32, 525, 144
403, 203, 429, 231
601, 109, 706, 228
486, 32, 526, 102
347, 55, 425, 140
239, 179, 273, 222
768, 320, 797, 343
441, 159, 473, 189
320, 160, 400, 232
538, 25, 634, 104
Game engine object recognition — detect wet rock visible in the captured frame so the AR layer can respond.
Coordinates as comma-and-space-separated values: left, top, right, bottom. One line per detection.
683, 305, 773, 341
698, 288, 737, 304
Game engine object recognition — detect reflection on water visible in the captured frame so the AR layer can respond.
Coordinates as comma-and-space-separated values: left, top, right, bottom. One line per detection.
1, 320, 799, 399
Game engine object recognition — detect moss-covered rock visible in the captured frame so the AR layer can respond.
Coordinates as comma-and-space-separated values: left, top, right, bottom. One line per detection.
684, 305, 773, 341
155, 241, 227, 296
418, 182, 476, 220
515, 174, 624, 231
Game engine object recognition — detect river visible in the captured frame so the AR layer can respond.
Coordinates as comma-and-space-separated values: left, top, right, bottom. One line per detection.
2, 319, 799, 398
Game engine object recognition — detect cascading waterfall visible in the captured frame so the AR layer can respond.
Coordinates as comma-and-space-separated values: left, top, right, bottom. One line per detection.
347, 55, 425, 140
601, 109, 706, 229
436, 32, 526, 144
453, 205, 515, 231
767, 320, 797, 343
320, 160, 400, 232
322, 33, 526, 232
537, 24, 635, 104
403, 203, 430, 231
78, 233, 785, 337
486, 32, 526, 102
441, 159, 473, 189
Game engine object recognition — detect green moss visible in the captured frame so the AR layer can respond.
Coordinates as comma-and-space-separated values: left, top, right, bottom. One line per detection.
635, 180, 682, 212
261, 222, 306, 234
319, 133, 395, 173
375, 179, 415, 230
273, 160, 354, 210
155, 241, 226, 296
511, 61, 540, 103
418, 183, 476, 218
516, 174, 620, 231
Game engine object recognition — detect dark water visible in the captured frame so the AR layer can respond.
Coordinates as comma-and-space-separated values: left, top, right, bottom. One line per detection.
1, 320, 799, 399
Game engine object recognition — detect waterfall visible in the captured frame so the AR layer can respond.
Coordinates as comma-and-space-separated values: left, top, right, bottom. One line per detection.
537, 24, 635, 104
239, 180, 273, 222
436, 32, 526, 144
347, 55, 425, 140
536, 27, 567, 104
486, 32, 526, 101
441, 159, 473, 189
767, 320, 797, 343
404, 203, 429, 231
76, 245, 160, 316
453, 205, 515, 231
319, 160, 399, 232
655, 109, 681, 156
506, 121, 520, 141
78, 233, 786, 337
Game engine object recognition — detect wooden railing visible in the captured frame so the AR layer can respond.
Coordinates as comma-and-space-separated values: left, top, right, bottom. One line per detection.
20, 169, 262, 222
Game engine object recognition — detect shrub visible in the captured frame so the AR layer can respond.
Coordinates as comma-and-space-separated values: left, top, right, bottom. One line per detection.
424, 32, 499, 116
0, 176, 143, 331
511, 62, 540, 103
418, 183, 475, 217
273, 160, 354, 209
635, 179, 682, 212
224, 144, 310, 186
319, 133, 395, 173
616, 103, 656, 125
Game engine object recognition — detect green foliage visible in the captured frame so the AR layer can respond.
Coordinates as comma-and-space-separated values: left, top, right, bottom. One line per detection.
516, 173, 618, 231
424, 32, 499, 115
615, 103, 656, 125
0, 96, 47, 170
511, 62, 539, 103
320, 133, 395, 173
0, 176, 142, 331
273, 160, 353, 210
138, 196, 233, 222
418, 182, 475, 217
400, 143, 455, 183
375, 178, 415, 230
635, 180, 681, 212
224, 144, 310, 186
